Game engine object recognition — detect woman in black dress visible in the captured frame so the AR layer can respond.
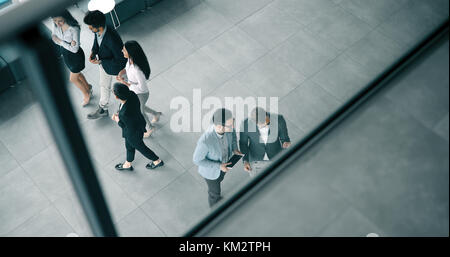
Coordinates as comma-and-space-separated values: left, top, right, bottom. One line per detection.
51, 10, 92, 106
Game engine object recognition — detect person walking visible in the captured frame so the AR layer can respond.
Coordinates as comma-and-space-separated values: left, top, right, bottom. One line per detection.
116, 40, 162, 138
51, 10, 92, 106
111, 83, 164, 171
84, 10, 127, 119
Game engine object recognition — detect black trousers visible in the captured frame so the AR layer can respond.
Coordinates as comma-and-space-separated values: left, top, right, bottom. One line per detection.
204, 171, 226, 207
125, 133, 159, 162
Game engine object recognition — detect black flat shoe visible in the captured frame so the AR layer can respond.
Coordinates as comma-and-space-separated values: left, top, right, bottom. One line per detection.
115, 163, 133, 171
146, 160, 164, 170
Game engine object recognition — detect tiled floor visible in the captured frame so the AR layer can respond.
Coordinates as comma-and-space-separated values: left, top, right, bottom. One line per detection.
206, 32, 449, 237
0, 0, 447, 236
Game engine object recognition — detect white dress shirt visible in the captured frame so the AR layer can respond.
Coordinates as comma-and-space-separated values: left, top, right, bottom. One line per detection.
258, 125, 270, 161
96, 26, 107, 46
52, 25, 80, 53
125, 61, 149, 95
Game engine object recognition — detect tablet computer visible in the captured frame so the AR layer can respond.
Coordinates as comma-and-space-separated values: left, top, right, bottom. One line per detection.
226, 154, 244, 168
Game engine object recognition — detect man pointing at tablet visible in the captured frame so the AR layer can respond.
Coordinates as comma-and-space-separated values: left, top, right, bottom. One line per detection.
193, 108, 242, 207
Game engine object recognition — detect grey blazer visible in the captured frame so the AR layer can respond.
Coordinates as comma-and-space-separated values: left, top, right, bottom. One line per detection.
193, 125, 238, 180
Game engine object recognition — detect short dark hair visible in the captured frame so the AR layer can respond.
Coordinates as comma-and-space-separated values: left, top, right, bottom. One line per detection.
113, 83, 130, 100
212, 108, 233, 126
251, 107, 269, 124
83, 10, 106, 29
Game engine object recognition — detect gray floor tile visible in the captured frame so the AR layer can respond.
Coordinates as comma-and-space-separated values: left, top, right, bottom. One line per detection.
153, 122, 204, 171
201, 26, 268, 75
207, 77, 256, 100
204, 78, 258, 127
377, 0, 448, 48
410, 0, 449, 17
337, 0, 410, 27
312, 54, 377, 102
104, 142, 186, 206
149, 0, 204, 24
271, 28, 340, 77
0, 104, 53, 163
162, 50, 232, 97
187, 165, 208, 191
21, 145, 73, 202
52, 190, 93, 236
279, 80, 341, 133
0, 167, 50, 235
95, 167, 138, 223
345, 30, 406, 75
0, 81, 36, 124
238, 3, 302, 50
236, 52, 306, 99
319, 207, 385, 237
205, 0, 274, 24
434, 113, 449, 142
220, 161, 252, 198
209, 175, 349, 236
329, 97, 449, 236
7, 205, 74, 237
140, 75, 184, 128
133, 24, 196, 76
117, 208, 165, 237
272, 0, 339, 27
141, 172, 210, 236
80, 117, 124, 167
0, 141, 19, 178
282, 117, 307, 144
168, 2, 233, 48
384, 40, 449, 130
306, 5, 372, 51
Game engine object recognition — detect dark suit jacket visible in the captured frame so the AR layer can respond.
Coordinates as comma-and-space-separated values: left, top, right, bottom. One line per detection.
117, 91, 147, 139
239, 113, 290, 162
92, 26, 127, 75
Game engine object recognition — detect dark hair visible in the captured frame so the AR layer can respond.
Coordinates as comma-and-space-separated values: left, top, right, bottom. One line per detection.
212, 108, 233, 126
124, 41, 151, 79
113, 83, 130, 100
83, 10, 106, 29
52, 10, 80, 28
251, 107, 269, 124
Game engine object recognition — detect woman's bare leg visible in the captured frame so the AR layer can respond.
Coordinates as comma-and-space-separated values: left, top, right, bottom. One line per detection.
70, 72, 90, 105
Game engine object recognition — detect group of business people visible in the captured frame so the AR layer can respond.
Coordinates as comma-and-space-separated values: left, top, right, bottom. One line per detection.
193, 107, 292, 207
51, 9, 292, 208
51, 10, 164, 171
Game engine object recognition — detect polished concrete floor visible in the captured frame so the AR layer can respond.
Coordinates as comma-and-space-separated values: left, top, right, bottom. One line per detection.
0, 0, 448, 236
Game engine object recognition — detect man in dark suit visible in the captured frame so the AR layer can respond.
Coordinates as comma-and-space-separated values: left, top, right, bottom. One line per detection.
111, 83, 164, 171
239, 107, 291, 177
84, 10, 127, 119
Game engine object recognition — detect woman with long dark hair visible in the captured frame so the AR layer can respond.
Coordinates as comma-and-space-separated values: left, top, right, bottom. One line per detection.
51, 10, 92, 106
117, 40, 161, 138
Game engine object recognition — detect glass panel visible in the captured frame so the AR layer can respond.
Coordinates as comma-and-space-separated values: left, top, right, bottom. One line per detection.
0, 0, 447, 237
